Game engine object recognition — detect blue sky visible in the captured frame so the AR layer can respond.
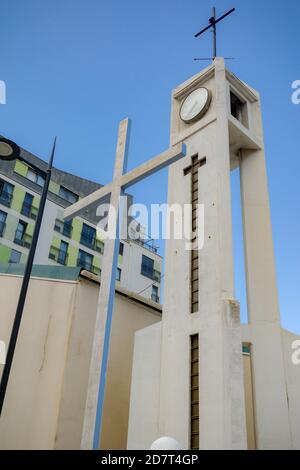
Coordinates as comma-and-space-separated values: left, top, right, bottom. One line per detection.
0, 0, 299, 332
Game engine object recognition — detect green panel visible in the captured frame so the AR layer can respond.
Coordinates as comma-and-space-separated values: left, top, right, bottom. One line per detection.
4, 214, 19, 241
11, 186, 25, 213
154, 260, 160, 271
95, 239, 104, 254
26, 223, 35, 236
33, 195, 40, 207
93, 256, 101, 269
0, 244, 11, 263
67, 245, 78, 266
51, 236, 61, 249
14, 160, 28, 177
118, 254, 123, 265
49, 180, 60, 195
96, 229, 104, 242
72, 218, 83, 243
20, 252, 27, 264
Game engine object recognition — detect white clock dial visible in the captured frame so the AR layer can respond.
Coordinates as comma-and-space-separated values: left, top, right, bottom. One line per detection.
180, 87, 211, 123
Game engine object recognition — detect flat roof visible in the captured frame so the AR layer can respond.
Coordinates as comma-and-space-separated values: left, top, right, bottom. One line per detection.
0, 263, 162, 314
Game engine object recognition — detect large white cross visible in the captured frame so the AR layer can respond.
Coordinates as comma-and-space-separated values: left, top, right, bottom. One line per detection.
64, 118, 186, 449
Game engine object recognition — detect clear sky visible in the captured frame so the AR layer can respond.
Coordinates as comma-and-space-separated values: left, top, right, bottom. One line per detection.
0, 0, 299, 332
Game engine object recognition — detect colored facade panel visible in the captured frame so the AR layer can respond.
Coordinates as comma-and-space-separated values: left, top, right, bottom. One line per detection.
11, 187, 25, 213
0, 244, 11, 263
14, 160, 28, 177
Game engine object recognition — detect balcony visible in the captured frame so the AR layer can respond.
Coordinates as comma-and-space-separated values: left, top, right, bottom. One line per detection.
14, 230, 32, 248
21, 201, 38, 220
151, 293, 160, 303
0, 191, 13, 208
49, 246, 68, 266
0, 221, 6, 237
77, 257, 101, 276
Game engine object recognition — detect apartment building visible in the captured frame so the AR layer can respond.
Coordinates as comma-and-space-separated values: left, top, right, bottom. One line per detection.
0, 140, 162, 302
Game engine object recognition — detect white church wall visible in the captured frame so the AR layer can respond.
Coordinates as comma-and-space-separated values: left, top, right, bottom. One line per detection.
0, 270, 161, 450
0, 274, 77, 449
127, 322, 162, 450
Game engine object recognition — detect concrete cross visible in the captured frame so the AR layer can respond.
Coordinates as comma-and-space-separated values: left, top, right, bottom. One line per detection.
64, 118, 186, 449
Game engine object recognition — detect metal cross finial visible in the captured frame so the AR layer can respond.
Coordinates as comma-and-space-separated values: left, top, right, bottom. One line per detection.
194, 6, 235, 60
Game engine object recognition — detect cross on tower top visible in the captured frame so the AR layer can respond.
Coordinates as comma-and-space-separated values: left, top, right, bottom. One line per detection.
194, 6, 235, 60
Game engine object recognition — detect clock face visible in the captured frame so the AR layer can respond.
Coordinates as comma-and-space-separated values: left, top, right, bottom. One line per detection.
180, 87, 211, 123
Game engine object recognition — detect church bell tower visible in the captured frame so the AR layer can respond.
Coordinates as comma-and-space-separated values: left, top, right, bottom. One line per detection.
127, 58, 291, 450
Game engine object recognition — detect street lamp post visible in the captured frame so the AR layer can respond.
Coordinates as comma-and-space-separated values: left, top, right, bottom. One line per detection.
0, 137, 21, 161
0, 136, 57, 415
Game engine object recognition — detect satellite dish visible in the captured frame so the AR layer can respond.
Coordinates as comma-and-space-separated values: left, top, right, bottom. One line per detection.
150, 436, 182, 450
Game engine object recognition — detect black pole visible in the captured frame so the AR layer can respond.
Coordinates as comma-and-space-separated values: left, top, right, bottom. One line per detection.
0, 137, 57, 415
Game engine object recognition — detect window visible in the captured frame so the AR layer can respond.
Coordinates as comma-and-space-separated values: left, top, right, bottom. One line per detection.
77, 249, 93, 271
63, 220, 72, 238
21, 193, 35, 218
230, 91, 248, 127
0, 179, 14, 207
14, 220, 27, 245
151, 285, 159, 303
54, 218, 73, 238
119, 242, 124, 256
80, 223, 96, 249
141, 255, 154, 279
0, 210, 7, 237
116, 267, 121, 282
57, 241, 68, 265
59, 186, 78, 204
9, 249, 21, 264
27, 168, 45, 187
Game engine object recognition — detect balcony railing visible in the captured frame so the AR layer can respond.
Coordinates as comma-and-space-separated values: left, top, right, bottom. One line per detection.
0, 221, 6, 237
77, 258, 101, 276
0, 191, 13, 208
133, 237, 159, 254
49, 246, 68, 266
14, 230, 32, 248
21, 201, 38, 220
151, 293, 160, 303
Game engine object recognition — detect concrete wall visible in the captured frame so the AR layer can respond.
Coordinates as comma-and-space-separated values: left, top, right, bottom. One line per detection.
127, 323, 162, 450
281, 329, 300, 449
101, 293, 161, 450
0, 274, 77, 449
0, 271, 161, 449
